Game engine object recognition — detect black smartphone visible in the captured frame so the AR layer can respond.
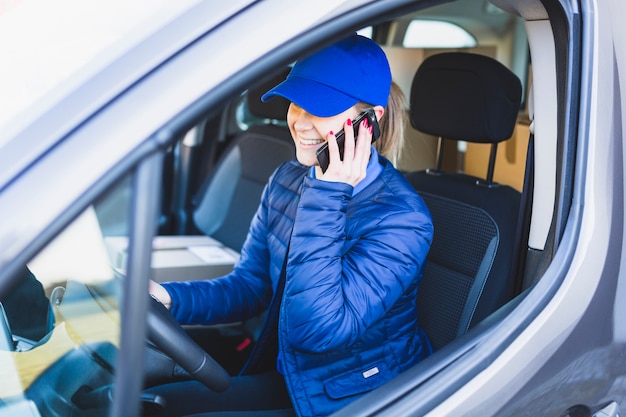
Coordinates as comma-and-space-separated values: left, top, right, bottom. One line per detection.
316, 108, 381, 173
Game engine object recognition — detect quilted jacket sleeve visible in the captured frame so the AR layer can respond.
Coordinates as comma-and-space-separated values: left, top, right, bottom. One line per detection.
283, 175, 433, 353
163, 185, 274, 326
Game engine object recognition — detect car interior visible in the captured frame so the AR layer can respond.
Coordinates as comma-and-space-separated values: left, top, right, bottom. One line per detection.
0, 0, 575, 415
150, 4, 536, 369
189, 67, 294, 253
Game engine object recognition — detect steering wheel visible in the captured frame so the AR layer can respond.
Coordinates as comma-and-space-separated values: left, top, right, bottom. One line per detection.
146, 295, 230, 392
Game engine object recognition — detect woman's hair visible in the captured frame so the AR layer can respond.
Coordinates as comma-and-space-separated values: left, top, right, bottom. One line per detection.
358, 81, 406, 166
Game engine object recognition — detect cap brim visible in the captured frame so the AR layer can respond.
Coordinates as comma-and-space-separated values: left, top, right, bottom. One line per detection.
261, 76, 358, 118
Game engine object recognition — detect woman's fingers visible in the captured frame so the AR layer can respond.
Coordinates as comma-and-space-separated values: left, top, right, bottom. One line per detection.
355, 118, 372, 176
342, 118, 355, 165
322, 116, 372, 186
326, 128, 340, 163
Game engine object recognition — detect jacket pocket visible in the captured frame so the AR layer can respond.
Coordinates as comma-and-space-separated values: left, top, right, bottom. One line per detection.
324, 361, 393, 400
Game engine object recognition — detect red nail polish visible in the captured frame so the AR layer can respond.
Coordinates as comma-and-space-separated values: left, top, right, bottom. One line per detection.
347, 118, 352, 126
329, 130, 334, 136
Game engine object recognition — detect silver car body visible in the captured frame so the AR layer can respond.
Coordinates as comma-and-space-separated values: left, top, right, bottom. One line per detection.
0, 0, 625, 416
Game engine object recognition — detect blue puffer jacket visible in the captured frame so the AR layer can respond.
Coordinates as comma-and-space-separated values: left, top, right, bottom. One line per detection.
164, 156, 433, 417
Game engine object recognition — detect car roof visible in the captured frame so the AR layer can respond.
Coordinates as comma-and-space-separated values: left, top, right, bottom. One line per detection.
0, 0, 254, 187
0, 0, 192, 129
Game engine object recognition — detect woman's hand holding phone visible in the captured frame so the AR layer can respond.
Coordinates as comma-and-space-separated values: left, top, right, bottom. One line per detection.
318, 115, 373, 187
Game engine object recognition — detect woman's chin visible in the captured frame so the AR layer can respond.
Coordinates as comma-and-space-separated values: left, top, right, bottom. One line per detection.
296, 151, 320, 167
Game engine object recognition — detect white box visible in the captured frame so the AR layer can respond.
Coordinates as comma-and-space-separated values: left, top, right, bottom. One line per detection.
105, 235, 239, 282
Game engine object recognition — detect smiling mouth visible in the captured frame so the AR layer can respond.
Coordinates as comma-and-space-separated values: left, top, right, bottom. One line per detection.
299, 138, 325, 146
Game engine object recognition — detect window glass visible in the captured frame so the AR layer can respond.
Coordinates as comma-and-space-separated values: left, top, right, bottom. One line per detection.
403, 20, 477, 48
356, 26, 373, 38
0, 176, 130, 415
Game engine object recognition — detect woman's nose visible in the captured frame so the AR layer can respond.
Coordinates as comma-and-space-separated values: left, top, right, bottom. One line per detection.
292, 109, 313, 131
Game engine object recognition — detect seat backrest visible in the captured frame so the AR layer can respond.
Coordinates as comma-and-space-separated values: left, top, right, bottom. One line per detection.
192, 69, 294, 252
405, 52, 522, 350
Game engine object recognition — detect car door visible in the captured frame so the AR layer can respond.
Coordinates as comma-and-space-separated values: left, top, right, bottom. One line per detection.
334, 1, 626, 416
0, 1, 383, 416
1, 0, 625, 416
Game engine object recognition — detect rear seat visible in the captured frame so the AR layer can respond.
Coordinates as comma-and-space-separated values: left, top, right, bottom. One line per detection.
192, 68, 295, 253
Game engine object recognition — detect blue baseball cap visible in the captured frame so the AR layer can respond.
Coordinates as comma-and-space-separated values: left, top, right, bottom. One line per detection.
262, 35, 392, 117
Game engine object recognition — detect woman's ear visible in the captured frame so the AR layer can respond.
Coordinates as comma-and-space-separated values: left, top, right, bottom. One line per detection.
373, 105, 385, 122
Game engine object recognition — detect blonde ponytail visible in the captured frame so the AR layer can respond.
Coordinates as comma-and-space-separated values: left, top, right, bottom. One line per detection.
359, 81, 406, 166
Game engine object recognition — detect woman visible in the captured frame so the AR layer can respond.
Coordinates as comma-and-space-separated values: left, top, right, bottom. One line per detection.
149, 34, 433, 417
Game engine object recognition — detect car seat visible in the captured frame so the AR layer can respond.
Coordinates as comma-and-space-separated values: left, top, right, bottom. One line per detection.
192, 68, 294, 252
405, 52, 523, 350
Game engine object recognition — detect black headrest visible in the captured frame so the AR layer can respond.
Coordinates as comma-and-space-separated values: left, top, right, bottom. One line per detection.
247, 67, 291, 121
410, 52, 522, 144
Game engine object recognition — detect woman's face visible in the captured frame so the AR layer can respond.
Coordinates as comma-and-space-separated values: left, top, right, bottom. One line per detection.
287, 103, 359, 167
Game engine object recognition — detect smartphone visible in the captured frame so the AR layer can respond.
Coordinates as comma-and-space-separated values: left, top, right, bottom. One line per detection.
316, 108, 381, 173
